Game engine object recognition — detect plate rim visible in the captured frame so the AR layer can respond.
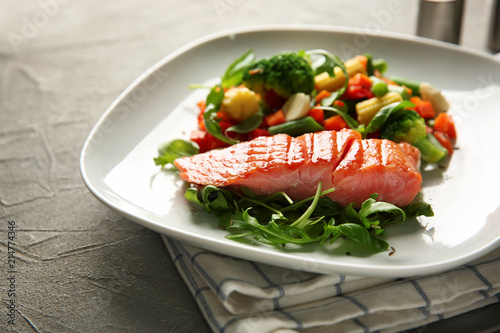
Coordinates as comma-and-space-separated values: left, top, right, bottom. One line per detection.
80, 24, 500, 278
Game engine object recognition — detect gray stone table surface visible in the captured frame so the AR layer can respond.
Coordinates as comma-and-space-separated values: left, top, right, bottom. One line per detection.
1, 0, 499, 332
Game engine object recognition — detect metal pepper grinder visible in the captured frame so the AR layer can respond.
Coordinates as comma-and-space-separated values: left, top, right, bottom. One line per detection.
488, 0, 500, 52
417, 0, 465, 44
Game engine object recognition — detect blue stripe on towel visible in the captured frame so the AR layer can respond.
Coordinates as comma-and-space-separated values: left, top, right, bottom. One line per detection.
194, 286, 212, 299
221, 316, 242, 333
179, 245, 323, 304
479, 290, 489, 299
176, 244, 229, 301
409, 280, 431, 306
352, 317, 369, 332
411, 280, 445, 320
181, 250, 305, 331
418, 306, 444, 320
342, 294, 369, 314
418, 306, 431, 318
465, 264, 493, 290
334, 275, 346, 296
280, 309, 304, 329
172, 253, 183, 263
167, 239, 222, 331
249, 261, 285, 310
248, 261, 304, 328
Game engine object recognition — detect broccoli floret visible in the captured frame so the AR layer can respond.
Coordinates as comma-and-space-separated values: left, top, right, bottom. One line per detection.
242, 52, 315, 100
381, 110, 448, 163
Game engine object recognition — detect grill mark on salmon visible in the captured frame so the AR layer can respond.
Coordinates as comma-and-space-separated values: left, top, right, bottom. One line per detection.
174, 129, 422, 207
331, 138, 421, 207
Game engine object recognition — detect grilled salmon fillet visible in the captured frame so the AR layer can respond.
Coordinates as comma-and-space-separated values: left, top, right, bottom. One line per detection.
174, 129, 422, 207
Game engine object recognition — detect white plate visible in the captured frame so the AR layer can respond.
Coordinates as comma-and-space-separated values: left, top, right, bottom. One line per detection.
80, 26, 500, 278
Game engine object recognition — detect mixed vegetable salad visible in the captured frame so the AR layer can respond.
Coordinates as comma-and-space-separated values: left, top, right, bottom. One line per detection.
154, 49, 457, 254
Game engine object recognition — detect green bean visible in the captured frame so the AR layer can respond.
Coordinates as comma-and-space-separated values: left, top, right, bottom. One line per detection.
388, 85, 411, 100
370, 76, 410, 100
268, 116, 324, 136
373, 58, 388, 74
364, 53, 374, 76
389, 75, 421, 96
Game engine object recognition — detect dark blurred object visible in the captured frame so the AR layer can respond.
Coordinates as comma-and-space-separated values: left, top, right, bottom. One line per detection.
489, 0, 500, 52
417, 0, 465, 44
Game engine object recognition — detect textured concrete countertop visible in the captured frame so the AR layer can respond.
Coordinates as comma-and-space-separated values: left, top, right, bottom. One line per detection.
1, 1, 499, 332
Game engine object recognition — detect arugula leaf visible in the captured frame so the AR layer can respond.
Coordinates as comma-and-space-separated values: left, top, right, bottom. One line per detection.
365, 100, 415, 134
185, 183, 433, 255
203, 186, 231, 213
203, 85, 239, 145
336, 223, 389, 253
306, 49, 346, 77
226, 107, 264, 134
321, 218, 340, 245
306, 49, 349, 100
357, 194, 406, 230
290, 181, 324, 229
320, 92, 339, 106
319, 101, 415, 139
319, 105, 360, 130
221, 50, 255, 89
153, 139, 199, 167
404, 201, 434, 219
185, 187, 203, 207
206, 84, 225, 107
364, 53, 374, 76
227, 214, 320, 245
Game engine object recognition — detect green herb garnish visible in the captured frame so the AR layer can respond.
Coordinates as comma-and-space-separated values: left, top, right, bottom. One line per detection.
154, 139, 199, 168
184, 182, 433, 254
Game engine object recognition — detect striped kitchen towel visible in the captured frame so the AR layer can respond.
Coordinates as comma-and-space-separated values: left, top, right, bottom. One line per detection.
163, 237, 500, 333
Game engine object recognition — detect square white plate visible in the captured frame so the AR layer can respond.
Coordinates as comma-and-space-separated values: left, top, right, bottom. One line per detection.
80, 26, 500, 277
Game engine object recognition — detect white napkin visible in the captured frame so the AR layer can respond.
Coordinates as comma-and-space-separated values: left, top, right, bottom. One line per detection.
163, 237, 500, 333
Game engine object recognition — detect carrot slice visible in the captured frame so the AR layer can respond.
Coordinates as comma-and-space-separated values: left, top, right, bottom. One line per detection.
264, 109, 286, 127
315, 90, 331, 103
349, 73, 372, 87
409, 97, 436, 119
308, 107, 324, 125
434, 113, 457, 139
324, 115, 348, 131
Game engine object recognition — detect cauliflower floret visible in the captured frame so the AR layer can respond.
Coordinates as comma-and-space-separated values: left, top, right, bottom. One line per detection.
282, 93, 311, 121
419, 82, 450, 114
222, 86, 260, 122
